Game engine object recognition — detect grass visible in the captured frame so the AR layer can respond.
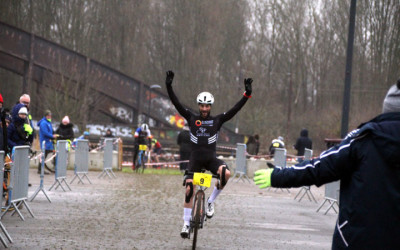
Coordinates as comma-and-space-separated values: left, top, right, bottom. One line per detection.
121, 167, 182, 175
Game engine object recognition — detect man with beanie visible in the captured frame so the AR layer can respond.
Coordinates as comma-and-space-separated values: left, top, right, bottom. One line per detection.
38, 110, 58, 174
254, 79, 400, 249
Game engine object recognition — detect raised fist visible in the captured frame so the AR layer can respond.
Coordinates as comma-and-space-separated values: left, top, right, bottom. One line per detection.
244, 78, 253, 96
166, 70, 175, 86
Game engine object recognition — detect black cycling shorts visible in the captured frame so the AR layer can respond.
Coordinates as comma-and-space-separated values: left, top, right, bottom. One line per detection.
186, 154, 228, 179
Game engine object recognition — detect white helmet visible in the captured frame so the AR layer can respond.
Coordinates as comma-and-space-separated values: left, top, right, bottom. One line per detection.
197, 92, 214, 105
141, 123, 149, 131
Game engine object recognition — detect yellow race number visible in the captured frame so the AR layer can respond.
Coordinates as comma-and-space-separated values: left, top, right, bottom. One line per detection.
193, 173, 212, 187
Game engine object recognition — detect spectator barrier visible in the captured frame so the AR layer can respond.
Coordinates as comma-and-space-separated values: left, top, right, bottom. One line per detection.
70, 139, 92, 185
294, 148, 317, 203
98, 139, 116, 179
30, 141, 52, 202
1, 146, 35, 221
49, 140, 72, 191
0, 151, 13, 248
232, 143, 251, 183
270, 148, 290, 193
316, 181, 339, 215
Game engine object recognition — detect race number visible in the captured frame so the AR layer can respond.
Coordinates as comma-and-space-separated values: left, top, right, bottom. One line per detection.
139, 144, 147, 151
193, 173, 212, 187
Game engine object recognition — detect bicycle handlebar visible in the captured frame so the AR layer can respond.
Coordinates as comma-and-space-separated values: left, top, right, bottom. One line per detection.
184, 170, 220, 179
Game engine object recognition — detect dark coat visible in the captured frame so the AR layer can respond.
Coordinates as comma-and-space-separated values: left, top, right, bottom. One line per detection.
7, 104, 33, 149
55, 123, 74, 141
271, 112, 400, 249
294, 129, 312, 156
177, 130, 191, 153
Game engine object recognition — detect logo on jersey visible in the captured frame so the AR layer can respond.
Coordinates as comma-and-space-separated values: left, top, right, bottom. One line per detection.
196, 127, 210, 137
195, 120, 202, 126
201, 120, 214, 126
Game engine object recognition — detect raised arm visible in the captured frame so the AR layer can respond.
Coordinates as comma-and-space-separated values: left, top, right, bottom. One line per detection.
220, 78, 253, 123
165, 71, 191, 121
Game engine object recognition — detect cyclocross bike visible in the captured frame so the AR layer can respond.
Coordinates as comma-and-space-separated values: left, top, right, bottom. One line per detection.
185, 170, 220, 250
135, 144, 149, 173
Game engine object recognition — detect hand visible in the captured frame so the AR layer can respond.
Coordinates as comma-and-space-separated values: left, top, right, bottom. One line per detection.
244, 78, 252, 96
23, 123, 33, 135
53, 134, 59, 138
166, 70, 174, 86
253, 168, 274, 189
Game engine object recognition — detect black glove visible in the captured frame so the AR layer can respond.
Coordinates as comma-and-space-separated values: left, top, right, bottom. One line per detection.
244, 78, 253, 96
166, 70, 174, 86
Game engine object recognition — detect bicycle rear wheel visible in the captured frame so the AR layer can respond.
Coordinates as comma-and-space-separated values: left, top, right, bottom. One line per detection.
192, 191, 204, 250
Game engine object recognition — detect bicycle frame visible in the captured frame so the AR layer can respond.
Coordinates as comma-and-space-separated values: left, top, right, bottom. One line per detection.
185, 170, 220, 249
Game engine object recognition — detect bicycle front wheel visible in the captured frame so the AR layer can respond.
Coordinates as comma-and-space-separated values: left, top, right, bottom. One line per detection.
192, 191, 204, 250
140, 152, 145, 173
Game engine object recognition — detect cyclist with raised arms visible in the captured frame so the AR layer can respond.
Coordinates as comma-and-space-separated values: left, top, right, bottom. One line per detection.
165, 70, 253, 238
132, 123, 152, 170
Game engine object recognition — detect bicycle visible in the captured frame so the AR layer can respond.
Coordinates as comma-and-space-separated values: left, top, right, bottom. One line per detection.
134, 144, 149, 174
184, 170, 220, 250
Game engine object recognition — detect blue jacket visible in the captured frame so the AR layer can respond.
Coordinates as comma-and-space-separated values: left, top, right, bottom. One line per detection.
38, 117, 54, 150
271, 112, 400, 249
7, 103, 32, 149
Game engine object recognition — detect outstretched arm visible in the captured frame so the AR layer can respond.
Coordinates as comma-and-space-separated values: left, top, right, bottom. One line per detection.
165, 71, 191, 121
220, 78, 253, 123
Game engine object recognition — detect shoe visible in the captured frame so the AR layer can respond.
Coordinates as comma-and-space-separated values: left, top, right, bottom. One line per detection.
206, 201, 214, 218
180, 224, 190, 238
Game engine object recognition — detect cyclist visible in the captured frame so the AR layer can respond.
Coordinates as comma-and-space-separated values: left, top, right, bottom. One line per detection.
165, 70, 253, 238
132, 123, 152, 170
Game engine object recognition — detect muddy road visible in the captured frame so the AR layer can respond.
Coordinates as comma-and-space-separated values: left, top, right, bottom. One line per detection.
3, 169, 336, 249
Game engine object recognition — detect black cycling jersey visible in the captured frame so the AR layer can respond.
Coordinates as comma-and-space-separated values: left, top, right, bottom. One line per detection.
167, 84, 249, 158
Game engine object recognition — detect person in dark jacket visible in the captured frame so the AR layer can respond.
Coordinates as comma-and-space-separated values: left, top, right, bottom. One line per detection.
55, 116, 74, 141
104, 129, 114, 138
254, 80, 400, 250
268, 136, 285, 156
177, 127, 191, 171
246, 135, 258, 156
7, 104, 33, 149
294, 128, 312, 162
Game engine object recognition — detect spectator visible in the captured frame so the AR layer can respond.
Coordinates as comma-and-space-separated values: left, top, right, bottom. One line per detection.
151, 138, 162, 166
254, 134, 260, 155
104, 128, 114, 138
293, 128, 312, 163
246, 135, 257, 156
55, 116, 74, 141
254, 80, 400, 249
7, 105, 34, 149
268, 136, 285, 156
72, 131, 90, 148
177, 127, 191, 171
38, 109, 57, 174
12, 94, 34, 138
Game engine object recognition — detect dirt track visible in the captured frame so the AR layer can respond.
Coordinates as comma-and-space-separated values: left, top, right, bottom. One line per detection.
2, 169, 336, 249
